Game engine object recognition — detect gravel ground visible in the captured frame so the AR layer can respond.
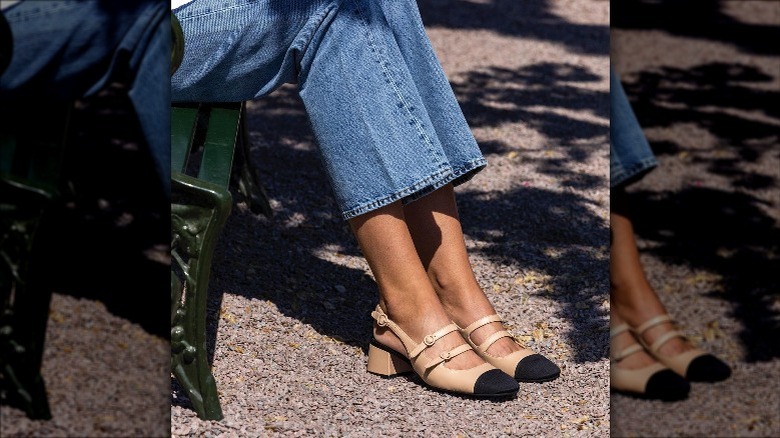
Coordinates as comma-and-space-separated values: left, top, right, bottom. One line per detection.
611, 1, 780, 437
0, 294, 170, 438
0, 83, 171, 437
171, 0, 611, 436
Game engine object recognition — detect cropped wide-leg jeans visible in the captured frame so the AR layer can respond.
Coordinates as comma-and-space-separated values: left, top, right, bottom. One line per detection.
610, 67, 657, 188
0, 0, 170, 194
171, 0, 487, 219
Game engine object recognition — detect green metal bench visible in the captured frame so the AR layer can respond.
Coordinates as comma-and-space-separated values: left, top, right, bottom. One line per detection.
0, 107, 69, 421
0, 12, 68, 419
170, 14, 271, 421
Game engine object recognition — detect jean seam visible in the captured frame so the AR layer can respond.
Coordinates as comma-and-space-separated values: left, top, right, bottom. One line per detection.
175, 0, 263, 20
349, 0, 445, 167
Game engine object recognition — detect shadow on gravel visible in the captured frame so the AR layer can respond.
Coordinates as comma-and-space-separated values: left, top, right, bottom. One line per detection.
623, 63, 778, 188
453, 62, 608, 188
619, 63, 780, 362
628, 188, 780, 362
418, 0, 608, 55
457, 187, 609, 364
173, 78, 607, 403
612, 0, 780, 56
44, 83, 170, 338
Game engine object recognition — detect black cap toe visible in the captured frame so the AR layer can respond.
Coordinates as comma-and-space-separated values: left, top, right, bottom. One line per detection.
645, 369, 690, 401
686, 354, 731, 382
473, 369, 519, 397
514, 354, 561, 382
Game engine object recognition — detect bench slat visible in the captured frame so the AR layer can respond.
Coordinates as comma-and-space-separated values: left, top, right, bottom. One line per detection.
198, 105, 241, 187
171, 106, 198, 173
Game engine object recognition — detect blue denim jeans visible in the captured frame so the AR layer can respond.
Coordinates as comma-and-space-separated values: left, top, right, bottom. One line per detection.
171, 0, 486, 219
610, 67, 657, 188
0, 1, 170, 196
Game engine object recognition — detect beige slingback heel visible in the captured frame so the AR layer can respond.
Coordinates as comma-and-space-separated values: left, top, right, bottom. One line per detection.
611, 323, 689, 400
631, 314, 731, 382
457, 314, 560, 382
366, 305, 518, 398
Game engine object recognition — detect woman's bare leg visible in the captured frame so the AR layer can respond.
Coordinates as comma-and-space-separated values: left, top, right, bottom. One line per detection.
402, 184, 522, 357
610, 193, 691, 357
348, 200, 484, 369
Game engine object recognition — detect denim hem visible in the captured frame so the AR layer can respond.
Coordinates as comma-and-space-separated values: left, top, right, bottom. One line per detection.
611, 157, 658, 188
341, 157, 488, 220
402, 157, 487, 204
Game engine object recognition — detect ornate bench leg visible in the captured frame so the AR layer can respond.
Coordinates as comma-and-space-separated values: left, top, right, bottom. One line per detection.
231, 104, 273, 218
171, 174, 231, 421
0, 179, 54, 420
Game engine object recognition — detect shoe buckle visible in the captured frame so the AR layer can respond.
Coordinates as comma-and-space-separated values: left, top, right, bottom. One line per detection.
376, 314, 389, 327
423, 335, 436, 346
439, 351, 452, 361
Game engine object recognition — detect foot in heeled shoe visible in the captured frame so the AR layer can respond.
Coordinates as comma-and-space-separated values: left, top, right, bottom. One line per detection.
366, 305, 519, 398
458, 314, 560, 383
630, 314, 731, 382
611, 323, 690, 401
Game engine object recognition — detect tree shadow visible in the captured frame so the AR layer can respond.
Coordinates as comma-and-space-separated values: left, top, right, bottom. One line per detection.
40, 82, 170, 338
622, 62, 779, 187
418, 0, 609, 55
628, 188, 780, 362
617, 62, 780, 361
612, 0, 780, 56
451, 62, 608, 190
178, 65, 609, 375
457, 187, 610, 363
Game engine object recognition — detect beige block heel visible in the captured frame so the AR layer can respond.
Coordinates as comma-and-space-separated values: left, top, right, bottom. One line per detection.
365, 305, 518, 398
367, 341, 413, 377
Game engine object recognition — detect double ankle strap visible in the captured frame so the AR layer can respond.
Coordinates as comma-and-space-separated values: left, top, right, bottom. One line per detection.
459, 314, 517, 354
631, 314, 687, 355
610, 323, 644, 363
371, 305, 472, 370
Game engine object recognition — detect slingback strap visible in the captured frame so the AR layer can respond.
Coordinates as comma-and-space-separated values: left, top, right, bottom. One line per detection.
476, 330, 515, 354
634, 314, 674, 335
423, 344, 473, 370
408, 324, 460, 359
649, 329, 686, 353
371, 305, 460, 360
610, 323, 630, 338
461, 314, 503, 336
612, 343, 643, 362
371, 305, 417, 354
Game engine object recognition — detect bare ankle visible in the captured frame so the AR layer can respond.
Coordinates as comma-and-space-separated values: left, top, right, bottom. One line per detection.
437, 291, 495, 327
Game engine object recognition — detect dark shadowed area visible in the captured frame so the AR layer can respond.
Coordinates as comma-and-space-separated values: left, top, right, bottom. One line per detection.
0, 82, 170, 437
611, 1, 780, 436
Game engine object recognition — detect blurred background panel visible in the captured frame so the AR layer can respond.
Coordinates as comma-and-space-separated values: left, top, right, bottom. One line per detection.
611, 0, 780, 436
0, 2, 170, 437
